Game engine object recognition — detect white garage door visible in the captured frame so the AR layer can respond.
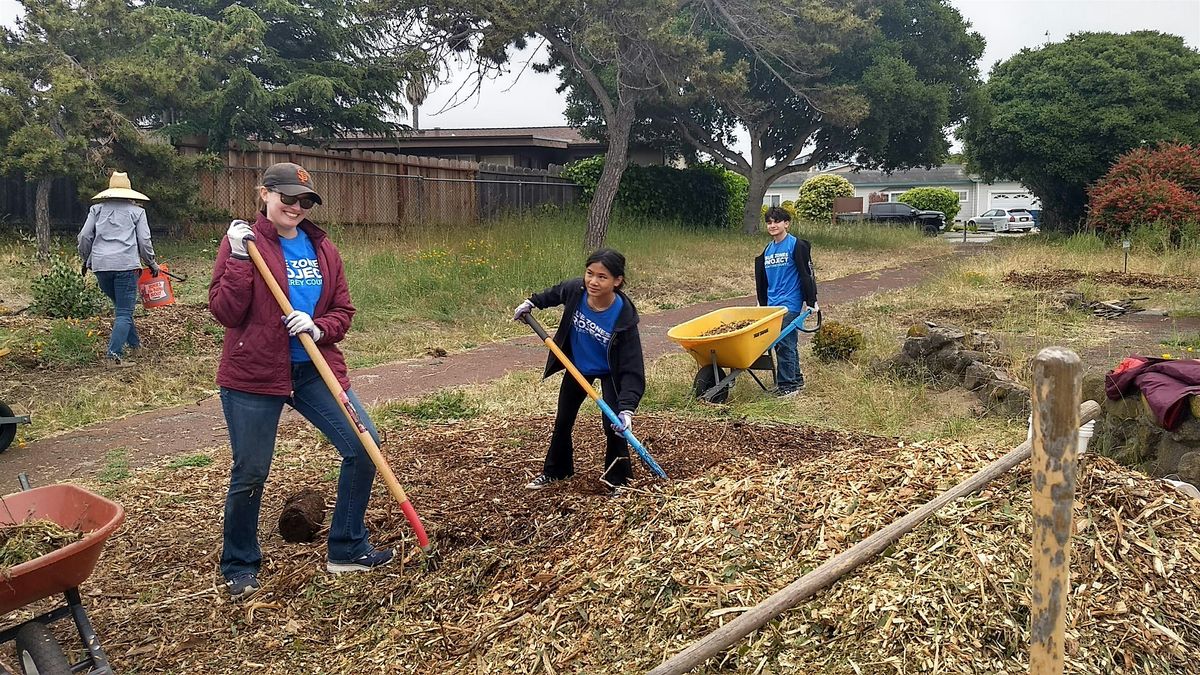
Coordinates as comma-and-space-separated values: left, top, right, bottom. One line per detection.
988, 190, 1041, 211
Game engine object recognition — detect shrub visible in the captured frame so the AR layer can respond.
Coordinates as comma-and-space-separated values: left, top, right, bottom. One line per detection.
1087, 143, 1200, 241
1087, 177, 1200, 239
795, 174, 854, 221
32, 256, 108, 319
1093, 142, 1200, 194
897, 186, 960, 222
811, 321, 865, 362
562, 158, 745, 228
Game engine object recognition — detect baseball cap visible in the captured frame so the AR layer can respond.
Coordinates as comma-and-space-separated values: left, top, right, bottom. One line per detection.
261, 162, 323, 204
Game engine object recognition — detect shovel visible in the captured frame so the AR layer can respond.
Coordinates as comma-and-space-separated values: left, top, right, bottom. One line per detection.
521, 314, 667, 479
245, 241, 432, 553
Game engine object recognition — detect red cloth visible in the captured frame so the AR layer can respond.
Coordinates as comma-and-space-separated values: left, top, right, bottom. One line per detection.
208, 212, 355, 396
1105, 355, 1200, 430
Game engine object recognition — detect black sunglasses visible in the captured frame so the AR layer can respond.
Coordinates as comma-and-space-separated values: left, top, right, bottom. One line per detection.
272, 191, 317, 209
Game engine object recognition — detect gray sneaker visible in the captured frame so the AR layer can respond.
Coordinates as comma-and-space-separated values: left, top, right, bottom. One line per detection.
225, 574, 260, 600
525, 474, 563, 490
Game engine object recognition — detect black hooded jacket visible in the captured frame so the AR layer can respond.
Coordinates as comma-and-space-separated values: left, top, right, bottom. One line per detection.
529, 278, 645, 412
754, 236, 818, 307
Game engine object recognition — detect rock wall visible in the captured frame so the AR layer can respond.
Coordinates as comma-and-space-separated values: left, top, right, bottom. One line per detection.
884, 322, 1030, 417
1090, 382, 1200, 489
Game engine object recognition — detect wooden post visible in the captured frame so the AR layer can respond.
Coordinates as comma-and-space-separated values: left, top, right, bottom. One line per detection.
648, 400, 1099, 675
1029, 348, 1081, 674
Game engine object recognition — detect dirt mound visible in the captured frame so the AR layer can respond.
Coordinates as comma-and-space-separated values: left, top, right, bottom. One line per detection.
1004, 269, 1200, 291
29, 415, 1199, 674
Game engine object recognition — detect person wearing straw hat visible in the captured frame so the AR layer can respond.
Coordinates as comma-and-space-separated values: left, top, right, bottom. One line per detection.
77, 171, 160, 366
210, 162, 394, 601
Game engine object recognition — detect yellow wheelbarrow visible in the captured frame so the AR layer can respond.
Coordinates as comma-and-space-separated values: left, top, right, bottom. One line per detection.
667, 306, 821, 403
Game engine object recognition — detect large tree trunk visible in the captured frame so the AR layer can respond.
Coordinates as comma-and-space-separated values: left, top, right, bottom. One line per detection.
742, 169, 768, 234
35, 177, 51, 259
585, 102, 636, 251
741, 126, 769, 234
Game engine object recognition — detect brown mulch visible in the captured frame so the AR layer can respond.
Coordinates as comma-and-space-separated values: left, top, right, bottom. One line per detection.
697, 320, 757, 337
6, 413, 1196, 674
1003, 269, 1200, 291
0, 302, 220, 372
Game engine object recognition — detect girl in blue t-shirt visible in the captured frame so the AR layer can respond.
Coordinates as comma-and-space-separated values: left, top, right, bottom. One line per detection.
512, 249, 646, 493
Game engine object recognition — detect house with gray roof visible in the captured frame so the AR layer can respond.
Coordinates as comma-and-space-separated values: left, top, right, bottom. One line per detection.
767, 164, 1039, 222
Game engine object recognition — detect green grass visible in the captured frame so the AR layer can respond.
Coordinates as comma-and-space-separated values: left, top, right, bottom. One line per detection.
97, 448, 131, 483
377, 390, 482, 423
167, 453, 215, 469
0, 212, 941, 440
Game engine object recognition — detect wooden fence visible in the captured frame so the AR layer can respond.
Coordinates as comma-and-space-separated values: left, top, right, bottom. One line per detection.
179, 141, 578, 227
0, 141, 579, 231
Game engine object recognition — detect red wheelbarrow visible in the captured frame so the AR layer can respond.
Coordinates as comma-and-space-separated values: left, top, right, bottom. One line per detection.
0, 476, 124, 674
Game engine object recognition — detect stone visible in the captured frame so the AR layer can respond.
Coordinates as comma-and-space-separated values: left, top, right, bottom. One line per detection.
1170, 416, 1200, 442
927, 326, 965, 351
1054, 290, 1085, 309
1155, 437, 1200, 478
963, 362, 994, 391
1104, 395, 1143, 421
906, 323, 929, 338
1081, 373, 1107, 407
1177, 452, 1200, 486
902, 337, 927, 360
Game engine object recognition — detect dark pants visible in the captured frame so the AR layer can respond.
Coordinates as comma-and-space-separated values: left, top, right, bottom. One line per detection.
774, 309, 804, 392
545, 374, 632, 486
219, 361, 381, 580
94, 269, 140, 358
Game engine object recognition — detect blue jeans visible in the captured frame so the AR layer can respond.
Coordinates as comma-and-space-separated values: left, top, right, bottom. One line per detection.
94, 269, 140, 358
774, 309, 804, 392
219, 362, 381, 580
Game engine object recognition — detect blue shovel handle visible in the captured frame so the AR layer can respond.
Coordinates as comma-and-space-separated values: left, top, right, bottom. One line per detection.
596, 398, 668, 479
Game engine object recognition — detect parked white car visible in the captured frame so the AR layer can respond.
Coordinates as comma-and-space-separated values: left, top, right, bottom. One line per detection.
968, 208, 1035, 233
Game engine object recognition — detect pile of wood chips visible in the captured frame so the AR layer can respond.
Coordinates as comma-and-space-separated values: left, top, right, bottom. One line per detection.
698, 319, 757, 337
29, 415, 1199, 674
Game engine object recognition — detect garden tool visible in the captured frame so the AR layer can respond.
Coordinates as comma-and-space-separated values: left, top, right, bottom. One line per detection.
245, 240, 433, 553
521, 314, 668, 479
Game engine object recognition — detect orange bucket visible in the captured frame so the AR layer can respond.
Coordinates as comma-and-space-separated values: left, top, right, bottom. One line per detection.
138, 263, 176, 308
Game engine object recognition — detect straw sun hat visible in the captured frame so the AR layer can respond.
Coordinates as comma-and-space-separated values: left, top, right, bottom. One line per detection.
92, 171, 150, 201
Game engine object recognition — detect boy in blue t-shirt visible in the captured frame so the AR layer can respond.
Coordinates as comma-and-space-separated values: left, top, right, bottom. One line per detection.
754, 206, 818, 396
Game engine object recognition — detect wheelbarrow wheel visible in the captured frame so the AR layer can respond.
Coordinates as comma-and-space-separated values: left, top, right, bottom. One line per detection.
15, 622, 71, 675
693, 366, 729, 404
0, 402, 17, 454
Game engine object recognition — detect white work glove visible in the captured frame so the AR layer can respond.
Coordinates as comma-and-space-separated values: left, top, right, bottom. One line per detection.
610, 410, 633, 435
512, 299, 535, 322
284, 310, 323, 342
226, 219, 256, 260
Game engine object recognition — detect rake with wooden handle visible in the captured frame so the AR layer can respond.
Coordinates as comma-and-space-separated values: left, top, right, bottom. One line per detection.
245, 240, 432, 553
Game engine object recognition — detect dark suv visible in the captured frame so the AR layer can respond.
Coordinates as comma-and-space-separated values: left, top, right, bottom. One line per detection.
836, 202, 947, 236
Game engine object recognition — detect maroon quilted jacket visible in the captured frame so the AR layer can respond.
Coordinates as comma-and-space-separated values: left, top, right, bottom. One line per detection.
208, 212, 355, 396
1105, 355, 1200, 430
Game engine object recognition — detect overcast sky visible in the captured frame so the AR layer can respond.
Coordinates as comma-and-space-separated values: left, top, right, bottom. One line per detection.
0, 0, 1196, 132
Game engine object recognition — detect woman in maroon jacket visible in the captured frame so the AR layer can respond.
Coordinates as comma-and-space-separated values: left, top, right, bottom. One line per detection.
209, 162, 391, 600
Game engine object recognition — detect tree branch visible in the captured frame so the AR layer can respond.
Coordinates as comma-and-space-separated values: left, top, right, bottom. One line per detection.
544, 31, 617, 123
677, 118, 750, 173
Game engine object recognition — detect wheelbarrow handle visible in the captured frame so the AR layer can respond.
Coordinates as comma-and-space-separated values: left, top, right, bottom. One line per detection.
768, 307, 822, 352
520, 314, 668, 479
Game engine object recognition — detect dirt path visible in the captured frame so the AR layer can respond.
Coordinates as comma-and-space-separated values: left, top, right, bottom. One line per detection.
3, 249, 976, 483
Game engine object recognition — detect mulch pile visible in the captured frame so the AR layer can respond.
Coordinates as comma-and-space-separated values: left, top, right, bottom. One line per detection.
10, 414, 1198, 674
698, 320, 756, 337
1003, 269, 1200, 291
0, 302, 220, 372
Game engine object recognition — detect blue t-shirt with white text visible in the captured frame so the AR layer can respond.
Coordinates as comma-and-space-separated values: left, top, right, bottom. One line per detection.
570, 295, 623, 377
279, 230, 323, 362
763, 234, 803, 313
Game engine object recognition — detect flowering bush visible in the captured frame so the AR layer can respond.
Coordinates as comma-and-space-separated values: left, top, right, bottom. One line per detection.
796, 174, 854, 221
1087, 144, 1200, 241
